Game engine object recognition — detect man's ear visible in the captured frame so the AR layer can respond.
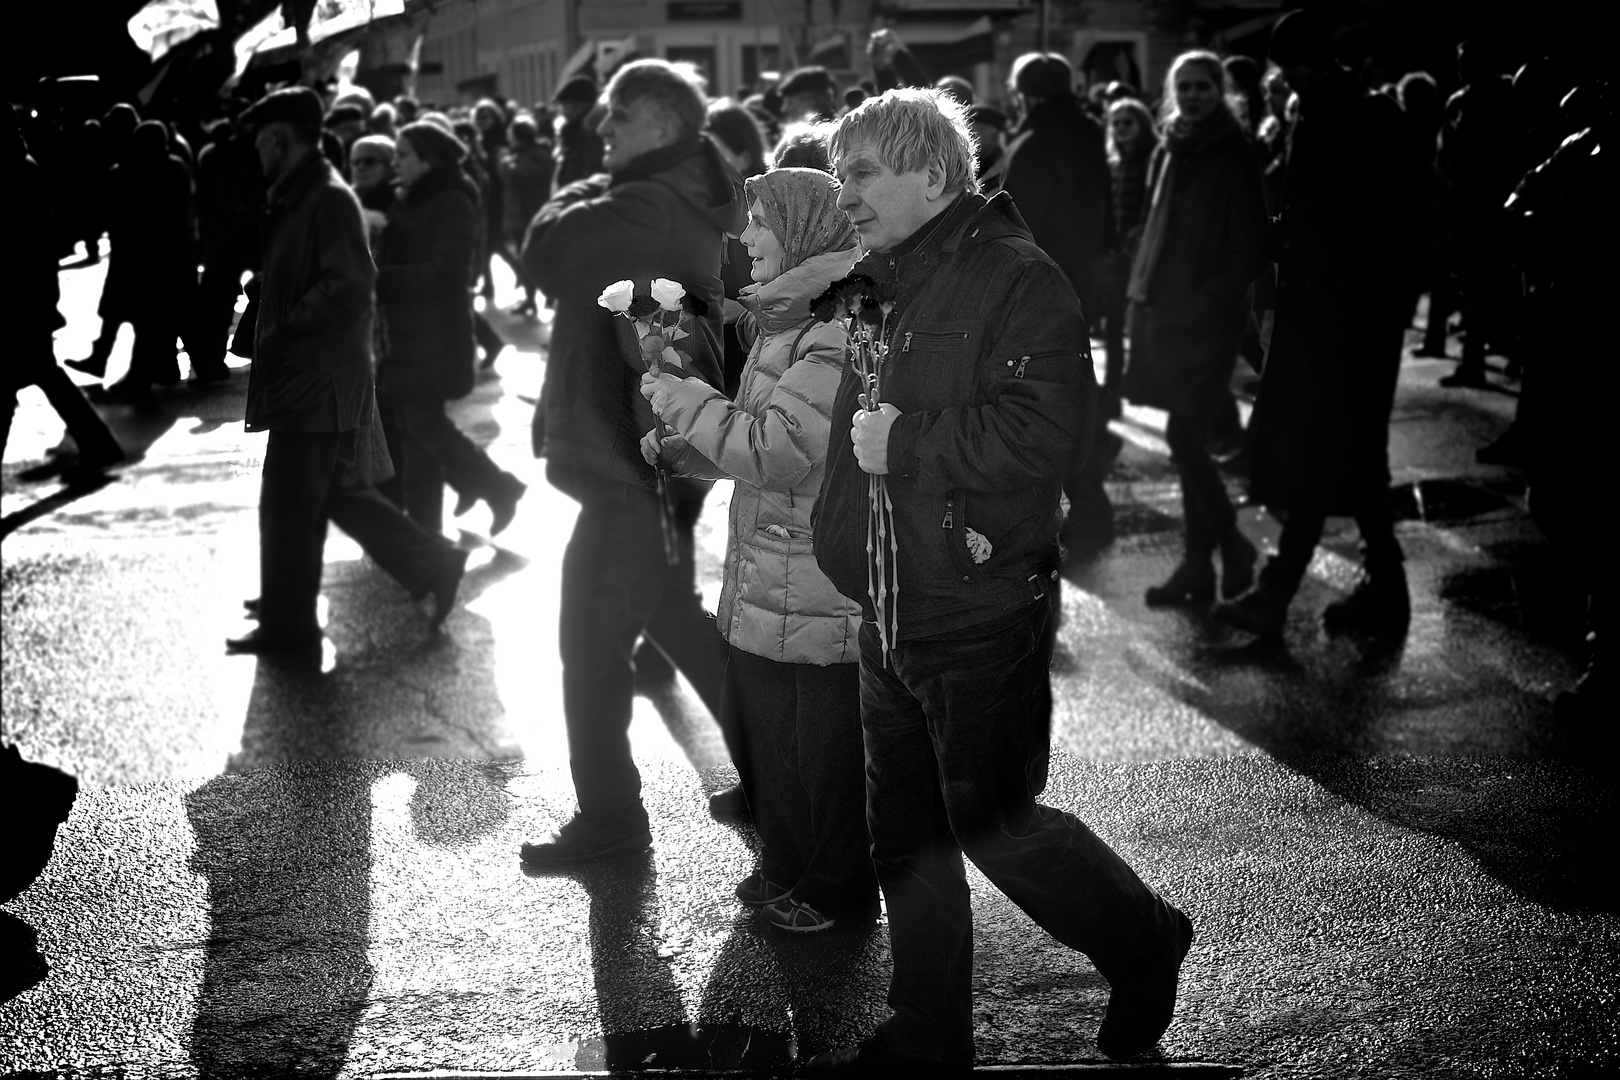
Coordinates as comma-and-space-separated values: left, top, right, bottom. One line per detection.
925, 158, 949, 201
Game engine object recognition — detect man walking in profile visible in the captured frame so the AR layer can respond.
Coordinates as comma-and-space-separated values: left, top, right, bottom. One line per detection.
231, 87, 467, 654
805, 87, 1192, 1076
518, 60, 744, 864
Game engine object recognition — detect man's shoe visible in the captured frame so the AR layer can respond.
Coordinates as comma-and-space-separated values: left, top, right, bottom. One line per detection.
1212, 581, 1290, 638
708, 783, 751, 821
1097, 906, 1194, 1060
519, 813, 652, 867
735, 871, 791, 906
800, 1030, 969, 1077
759, 897, 836, 933
1322, 567, 1410, 636
428, 547, 471, 630
1144, 557, 1216, 607
1438, 366, 1489, 390
225, 628, 322, 655
486, 473, 527, 536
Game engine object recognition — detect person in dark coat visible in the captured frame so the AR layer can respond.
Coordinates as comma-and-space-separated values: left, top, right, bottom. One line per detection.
375, 121, 528, 537
1098, 96, 1156, 417
497, 114, 554, 316
230, 88, 468, 655
518, 59, 745, 866
1122, 51, 1267, 607
551, 76, 604, 193
67, 120, 196, 409
1, 106, 124, 476
1215, 10, 1422, 639
703, 98, 769, 399
188, 118, 262, 386
998, 51, 1116, 557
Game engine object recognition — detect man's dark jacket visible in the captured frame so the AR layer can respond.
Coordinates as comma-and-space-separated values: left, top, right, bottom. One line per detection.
815, 192, 1096, 637
521, 136, 745, 488
1248, 69, 1419, 514
375, 165, 480, 402
999, 94, 1111, 313
246, 152, 375, 433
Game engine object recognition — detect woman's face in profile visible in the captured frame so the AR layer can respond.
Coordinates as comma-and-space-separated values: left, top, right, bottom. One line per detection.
740, 198, 786, 284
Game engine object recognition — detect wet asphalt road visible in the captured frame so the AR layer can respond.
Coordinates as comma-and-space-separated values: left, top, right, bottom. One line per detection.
1, 254, 1615, 1078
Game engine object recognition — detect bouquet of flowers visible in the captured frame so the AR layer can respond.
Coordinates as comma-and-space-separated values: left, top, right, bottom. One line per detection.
812, 274, 901, 665
598, 277, 709, 564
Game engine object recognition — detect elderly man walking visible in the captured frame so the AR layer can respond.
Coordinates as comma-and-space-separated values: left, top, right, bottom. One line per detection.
806, 89, 1193, 1075
518, 60, 745, 864
230, 87, 467, 654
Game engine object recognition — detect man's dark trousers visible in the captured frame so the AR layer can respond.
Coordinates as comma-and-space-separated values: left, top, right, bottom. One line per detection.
552, 462, 726, 828
859, 592, 1183, 1063
258, 429, 456, 638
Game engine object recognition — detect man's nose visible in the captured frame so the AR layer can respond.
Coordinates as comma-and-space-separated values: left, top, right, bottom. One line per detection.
836, 187, 857, 211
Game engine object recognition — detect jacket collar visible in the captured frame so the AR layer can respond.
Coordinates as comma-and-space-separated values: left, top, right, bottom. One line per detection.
853, 190, 1032, 287
266, 149, 331, 211
741, 246, 860, 332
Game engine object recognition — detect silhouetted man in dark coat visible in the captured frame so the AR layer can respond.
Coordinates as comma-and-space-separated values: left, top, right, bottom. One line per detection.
1216, 9, 1421, 639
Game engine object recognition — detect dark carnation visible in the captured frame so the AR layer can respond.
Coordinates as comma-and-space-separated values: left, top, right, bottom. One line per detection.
679, 293, 709, 318
627, 294, 661, 319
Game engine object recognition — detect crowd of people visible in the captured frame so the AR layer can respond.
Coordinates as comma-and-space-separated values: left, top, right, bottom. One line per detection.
2, 8, 1612, 1075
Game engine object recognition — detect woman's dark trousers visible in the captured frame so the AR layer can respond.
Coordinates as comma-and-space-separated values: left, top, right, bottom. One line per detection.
379, 392, 510, 534
551, 463, 726, 830
721, 646, 877, 919
1164, 411, 1236, 556
858, 594, 1184, 1063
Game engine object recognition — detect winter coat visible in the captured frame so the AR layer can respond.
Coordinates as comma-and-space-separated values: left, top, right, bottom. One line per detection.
1248, 69, 1421, 514
656, 247, 863, 666
522, 136, 746, 489
245, 152, 376, 435
999, 94, 1112, 313
500, 142, 554, 240
98, 151, 196, 323
815, 192, 1095, 638
1121, 113, 1269, 416
1111, 140, 1154, 248
374, 165, 479, 402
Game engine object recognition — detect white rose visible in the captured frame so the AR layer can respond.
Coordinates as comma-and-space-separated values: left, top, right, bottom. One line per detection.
597, 279, 636, 313
650, 277, 685, 311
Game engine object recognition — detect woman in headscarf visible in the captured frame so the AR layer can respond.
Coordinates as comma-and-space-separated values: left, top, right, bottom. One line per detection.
639, 168, 873, 934
1123, 51, 1268, 606
374, 121, 527, 536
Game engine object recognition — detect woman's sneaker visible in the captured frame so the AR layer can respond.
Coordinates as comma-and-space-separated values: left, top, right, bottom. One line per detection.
759, 897, 836, 933
734, 871, 791, 906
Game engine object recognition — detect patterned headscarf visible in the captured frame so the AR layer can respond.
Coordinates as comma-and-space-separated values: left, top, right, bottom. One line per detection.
743, 167, 857, 274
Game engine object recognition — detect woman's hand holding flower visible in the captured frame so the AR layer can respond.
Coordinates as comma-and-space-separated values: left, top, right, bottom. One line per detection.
640, 426, 689, 466
639, 371, 686, 417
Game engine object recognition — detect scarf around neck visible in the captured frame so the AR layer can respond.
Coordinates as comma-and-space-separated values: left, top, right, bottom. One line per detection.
1127, 106, 1243, 303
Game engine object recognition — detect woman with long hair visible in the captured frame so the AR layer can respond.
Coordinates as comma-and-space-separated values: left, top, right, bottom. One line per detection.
1123, 51, 1268, 605
639, 169, 875, 934
374, 121, 527, 536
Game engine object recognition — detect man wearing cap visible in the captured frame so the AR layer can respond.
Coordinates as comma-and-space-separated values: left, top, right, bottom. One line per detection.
778, 65, 839, 124
230, 87, 468, 654
518, 59, 745, 864
1214, 9, 1420, 638
552, 76, 604, 192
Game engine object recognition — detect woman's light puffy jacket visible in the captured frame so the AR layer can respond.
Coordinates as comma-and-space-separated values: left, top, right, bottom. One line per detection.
659, 246, 862, 665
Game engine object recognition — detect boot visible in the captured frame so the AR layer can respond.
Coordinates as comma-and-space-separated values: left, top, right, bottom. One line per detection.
1219, 528, 1258, 600
1144, 554, 1216, 606
1323, 562, 1410, 636
1212, 575, 1292, 638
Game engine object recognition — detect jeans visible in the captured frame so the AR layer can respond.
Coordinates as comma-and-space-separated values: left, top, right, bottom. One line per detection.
1, 343, 123, 465
860, 594, 1183, 1062
258, 429, 461, 638
1260, 494, 1403, 598
721, 647, 877, 919
379, 393, 511, 534
553, 463, 726, 827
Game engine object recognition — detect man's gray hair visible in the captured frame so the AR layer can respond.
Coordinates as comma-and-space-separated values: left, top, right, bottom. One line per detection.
606, 59, 709, 142
828, 87, 980, 196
